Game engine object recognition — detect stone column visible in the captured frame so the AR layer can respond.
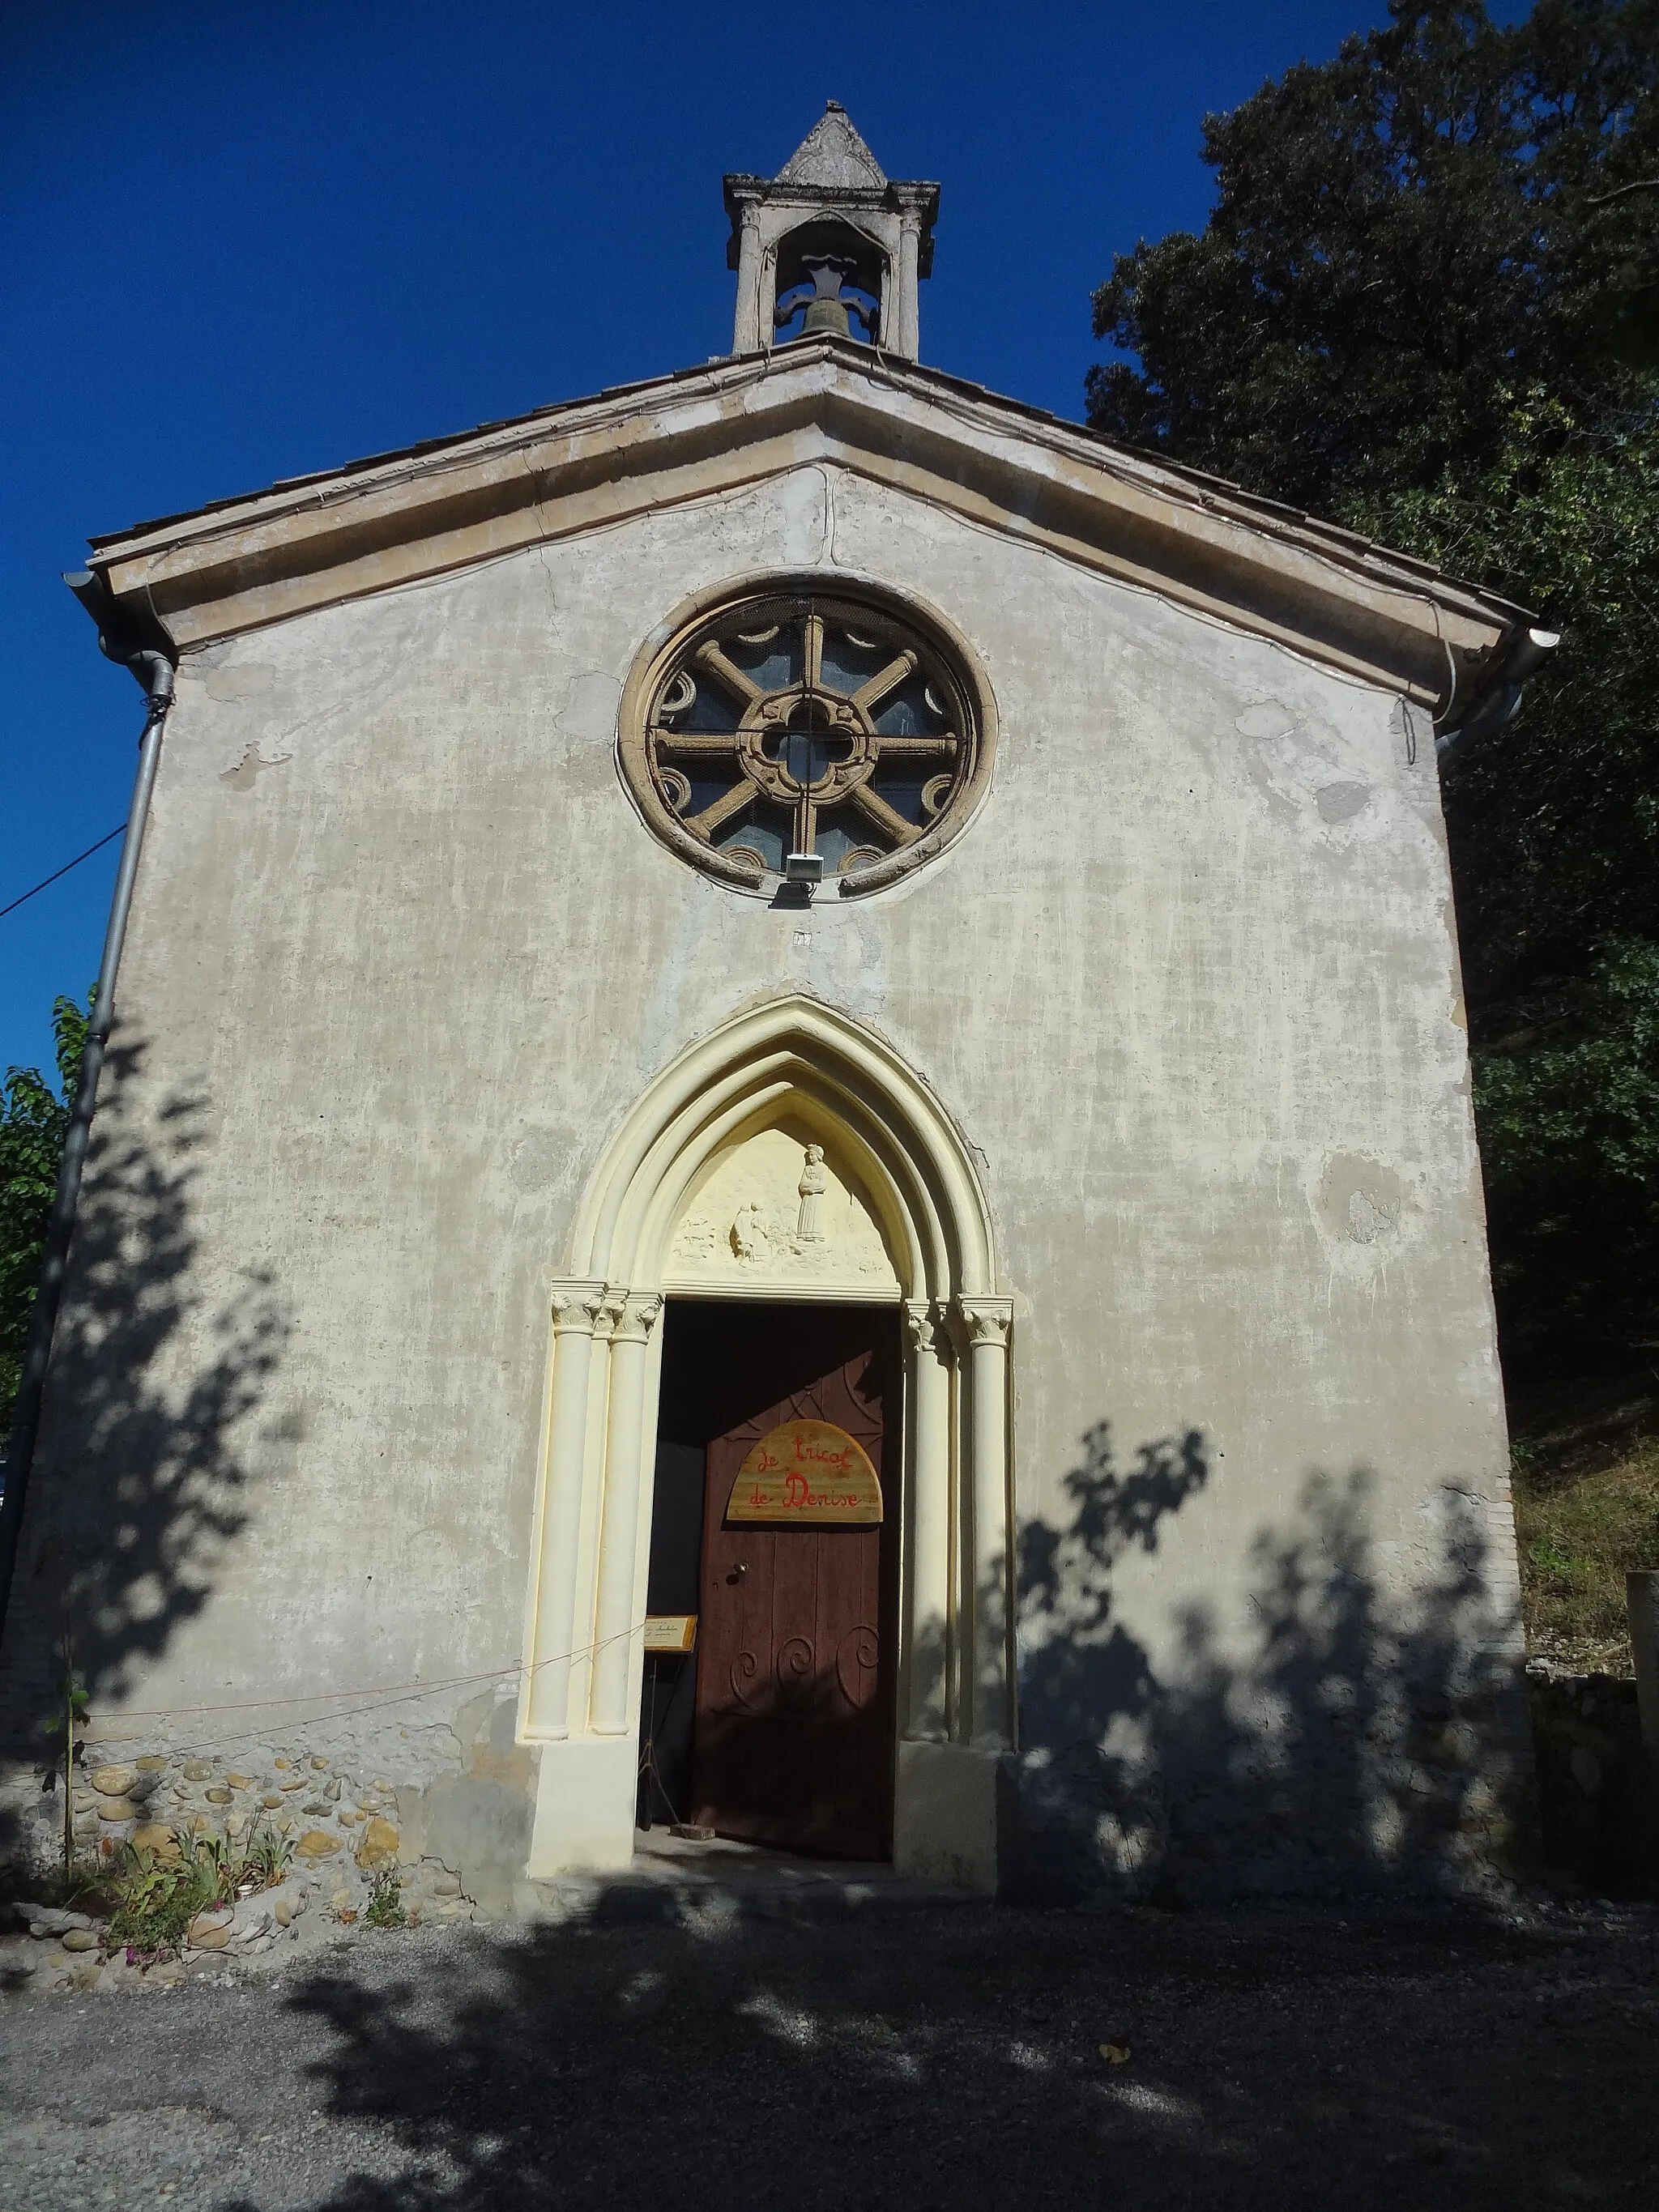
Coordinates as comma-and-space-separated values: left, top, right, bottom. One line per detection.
731, 198, 762, 355
955, 1296, 1014, 1747
568, 1291, 625, 1724
894, 204, 923, 360
524, 1285, 607, 1737
758, 240, 779, 355
588, 1293, 663, 1735
903, 1300, 954, 1740
1630, 1571, 1659, 1759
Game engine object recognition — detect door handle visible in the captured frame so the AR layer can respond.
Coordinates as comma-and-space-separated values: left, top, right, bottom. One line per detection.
725, 1562, 748, 1583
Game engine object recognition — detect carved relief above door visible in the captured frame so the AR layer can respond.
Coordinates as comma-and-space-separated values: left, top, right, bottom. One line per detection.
665, 1120, 901, 1299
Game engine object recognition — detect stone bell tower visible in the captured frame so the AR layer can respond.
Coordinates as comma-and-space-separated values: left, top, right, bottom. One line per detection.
723, 101, 939, 362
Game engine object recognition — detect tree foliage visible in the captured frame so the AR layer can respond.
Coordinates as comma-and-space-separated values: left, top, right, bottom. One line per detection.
1089, 2, 1659, 1373
1475, 940, 1659, 1353
1347, 390, 1659, 1006
1089, 2, 1659, 511
1, 993, 87, 1430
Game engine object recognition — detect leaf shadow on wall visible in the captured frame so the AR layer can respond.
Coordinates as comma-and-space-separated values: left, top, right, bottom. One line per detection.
1005, 1421, 1531, 1904
0, 1038, 290, 1861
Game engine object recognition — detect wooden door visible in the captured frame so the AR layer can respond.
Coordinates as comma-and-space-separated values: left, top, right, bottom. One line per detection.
690, 1319, 897, 1859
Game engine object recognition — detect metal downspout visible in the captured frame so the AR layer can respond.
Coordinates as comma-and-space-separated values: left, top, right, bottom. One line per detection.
0, 637, 175, 1640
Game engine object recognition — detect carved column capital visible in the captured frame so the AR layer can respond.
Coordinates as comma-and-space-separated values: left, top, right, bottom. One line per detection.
952, 1295, 1013, 1352
902, 1298, 949, 1357
610, 1291, 663, 1346
548, 1281, 608, 1336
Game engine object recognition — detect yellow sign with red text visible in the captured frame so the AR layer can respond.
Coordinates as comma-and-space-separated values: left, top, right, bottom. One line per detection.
727, 1419, 883, 1525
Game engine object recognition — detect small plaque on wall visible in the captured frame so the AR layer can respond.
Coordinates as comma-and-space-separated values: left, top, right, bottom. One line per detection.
727, 1419, 883, 1526
643, 1614, 697, 1653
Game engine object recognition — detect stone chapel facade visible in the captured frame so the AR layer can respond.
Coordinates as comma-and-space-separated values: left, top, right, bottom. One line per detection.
0, 106, 1545, 1905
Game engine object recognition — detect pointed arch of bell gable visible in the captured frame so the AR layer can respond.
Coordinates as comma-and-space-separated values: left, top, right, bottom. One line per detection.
569, 995, 997, 1304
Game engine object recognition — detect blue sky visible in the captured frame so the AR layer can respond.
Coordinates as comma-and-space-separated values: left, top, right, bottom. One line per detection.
2, 1, 1522, 1079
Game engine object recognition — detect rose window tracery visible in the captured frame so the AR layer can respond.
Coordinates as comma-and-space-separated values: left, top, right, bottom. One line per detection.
619, 587, 993, 894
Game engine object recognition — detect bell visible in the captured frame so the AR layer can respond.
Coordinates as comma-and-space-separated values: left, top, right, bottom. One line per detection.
801, 296, 851, 338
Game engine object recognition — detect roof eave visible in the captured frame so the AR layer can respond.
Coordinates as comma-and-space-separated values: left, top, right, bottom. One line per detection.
76, 335, 1534, 726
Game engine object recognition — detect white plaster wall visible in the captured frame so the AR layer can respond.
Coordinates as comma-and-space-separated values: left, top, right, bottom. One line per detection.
5, 462, 1521, 1885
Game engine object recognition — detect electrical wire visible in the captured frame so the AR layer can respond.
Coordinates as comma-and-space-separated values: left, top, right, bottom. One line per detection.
0, 826, 127, 920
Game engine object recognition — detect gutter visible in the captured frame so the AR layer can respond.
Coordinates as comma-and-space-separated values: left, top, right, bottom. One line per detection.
1436, 625, 1559, 763
0, 573, 177, 1642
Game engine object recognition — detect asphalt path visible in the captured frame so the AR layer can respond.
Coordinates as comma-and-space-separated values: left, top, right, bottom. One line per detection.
1, 1898, 1656, 2209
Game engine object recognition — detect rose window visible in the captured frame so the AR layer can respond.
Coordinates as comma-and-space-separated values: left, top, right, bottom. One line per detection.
620, 588, 993, 895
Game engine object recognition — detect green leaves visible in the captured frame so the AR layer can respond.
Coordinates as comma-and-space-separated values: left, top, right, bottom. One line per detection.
106, 1848, 212, 1955
1349, 393, 1659, 996
1, 990, 89, 1429
1350, 394, 1659, 1361
365, 1867, 407, 1929
1088, 3, 1659, 514
39, 1662, 88, 1746
1473, 942, 1659, 1357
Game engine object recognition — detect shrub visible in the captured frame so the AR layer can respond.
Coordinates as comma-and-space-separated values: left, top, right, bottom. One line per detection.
106, 1847, 212, 1956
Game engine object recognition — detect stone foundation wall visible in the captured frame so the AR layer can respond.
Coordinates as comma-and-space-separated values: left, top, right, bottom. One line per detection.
0, 1683, 538, 1918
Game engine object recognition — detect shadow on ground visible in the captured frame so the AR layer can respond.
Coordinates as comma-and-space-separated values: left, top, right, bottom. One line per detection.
195, 1421, 1630, 2212
224, 1897, 1659, 2212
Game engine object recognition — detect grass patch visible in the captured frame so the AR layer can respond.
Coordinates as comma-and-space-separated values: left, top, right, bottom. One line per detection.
365, 1867, 407, 1929
1513, 1418, 1659, 1674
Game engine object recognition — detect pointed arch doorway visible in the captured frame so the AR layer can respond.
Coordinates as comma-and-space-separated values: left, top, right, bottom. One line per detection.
519, 998, 1014, 1892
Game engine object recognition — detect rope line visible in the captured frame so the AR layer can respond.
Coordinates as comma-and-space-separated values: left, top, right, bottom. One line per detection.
77, 1617, 650, 1762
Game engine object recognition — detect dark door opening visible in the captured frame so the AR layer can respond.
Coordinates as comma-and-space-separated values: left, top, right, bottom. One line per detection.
639, 1298, 902, 1861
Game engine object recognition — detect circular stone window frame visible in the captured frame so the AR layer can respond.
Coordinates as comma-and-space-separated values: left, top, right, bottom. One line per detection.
617, 573, 999, 899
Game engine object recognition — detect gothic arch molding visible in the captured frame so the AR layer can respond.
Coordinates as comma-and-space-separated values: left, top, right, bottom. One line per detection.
522, 997, 1013, 1890
573, 996, 996, 1299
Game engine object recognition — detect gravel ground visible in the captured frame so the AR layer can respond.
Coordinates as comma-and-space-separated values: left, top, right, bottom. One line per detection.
1, 1895, 1656, 2210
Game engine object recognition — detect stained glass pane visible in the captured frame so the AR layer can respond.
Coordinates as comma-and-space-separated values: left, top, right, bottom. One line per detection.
725, 624, 800, 693
717, 803, 789, 871
872, 674, 936, 738
812, 808, 864, 873
687, 773, 744, 817
819, 628, 887, 694
868, 773, 930, 826
679, 685, 739, 735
